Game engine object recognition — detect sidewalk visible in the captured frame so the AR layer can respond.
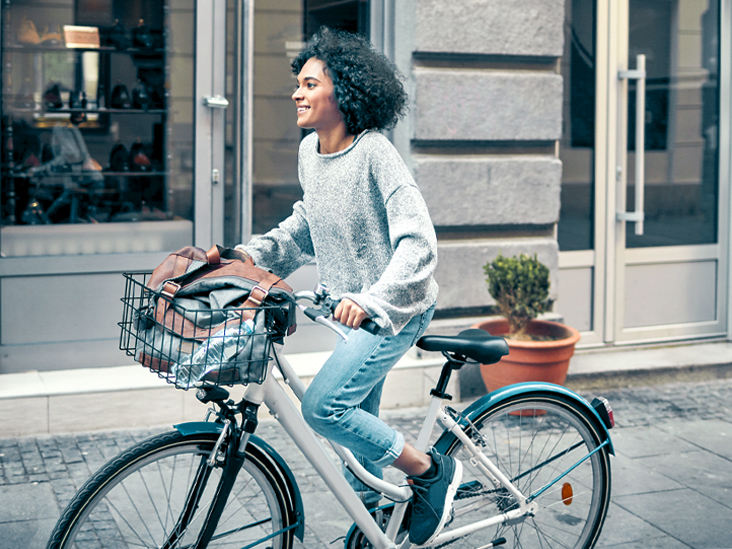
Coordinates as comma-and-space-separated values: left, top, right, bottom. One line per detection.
2, 377, 732, 548
3, 339, 732, 438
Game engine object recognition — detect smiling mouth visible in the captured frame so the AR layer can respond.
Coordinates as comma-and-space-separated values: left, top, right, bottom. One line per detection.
297, 106, 310, 114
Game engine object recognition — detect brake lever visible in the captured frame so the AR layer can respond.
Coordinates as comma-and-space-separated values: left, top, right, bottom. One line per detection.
314, 315, 350, 341
298, 303, 349, 342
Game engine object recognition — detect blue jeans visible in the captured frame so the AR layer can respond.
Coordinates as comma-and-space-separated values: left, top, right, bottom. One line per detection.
301, 304, 435, 507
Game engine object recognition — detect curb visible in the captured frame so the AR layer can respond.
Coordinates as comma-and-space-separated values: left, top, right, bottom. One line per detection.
565, 361, 732, 391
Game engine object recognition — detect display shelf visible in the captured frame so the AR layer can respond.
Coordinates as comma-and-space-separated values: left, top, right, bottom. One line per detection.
1, 219, 193, 257
8, 107, 167, 115
5, 44, 165, 55
1, 1, 170, 229
5, 170, 169, 179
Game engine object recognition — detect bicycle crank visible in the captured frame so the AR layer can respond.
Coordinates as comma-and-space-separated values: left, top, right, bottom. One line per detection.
343, 504, 408, 549
474, 538, 507, 549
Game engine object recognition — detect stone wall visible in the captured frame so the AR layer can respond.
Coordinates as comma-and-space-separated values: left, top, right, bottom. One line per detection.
394, 0, 565, 324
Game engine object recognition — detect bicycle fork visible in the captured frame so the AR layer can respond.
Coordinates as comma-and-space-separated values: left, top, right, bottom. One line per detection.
171, 401, 261, 549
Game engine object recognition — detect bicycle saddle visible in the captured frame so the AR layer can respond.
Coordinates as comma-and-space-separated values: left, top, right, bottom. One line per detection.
417, 329, 509, 365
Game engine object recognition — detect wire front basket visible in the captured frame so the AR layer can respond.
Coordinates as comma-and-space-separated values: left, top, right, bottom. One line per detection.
120, 272, 287, 390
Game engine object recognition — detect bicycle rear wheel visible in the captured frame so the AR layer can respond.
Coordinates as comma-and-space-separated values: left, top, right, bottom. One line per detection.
441, 392, 611, 549
47, 429, 296, 549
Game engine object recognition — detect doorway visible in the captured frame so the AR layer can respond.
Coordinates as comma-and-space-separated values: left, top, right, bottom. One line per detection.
556, 0, 729, 345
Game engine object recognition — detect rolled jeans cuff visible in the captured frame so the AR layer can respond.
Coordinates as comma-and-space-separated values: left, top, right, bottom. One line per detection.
371, 429, 405, 468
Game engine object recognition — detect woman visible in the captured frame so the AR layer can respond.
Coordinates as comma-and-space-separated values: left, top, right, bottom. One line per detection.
238, 27, 461, 545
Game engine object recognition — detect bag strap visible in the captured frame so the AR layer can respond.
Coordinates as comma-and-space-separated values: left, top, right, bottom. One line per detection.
158, 245, 223, 298
206, 245, 220, 265
242, 270, 282, 308
149, 245, 213, 298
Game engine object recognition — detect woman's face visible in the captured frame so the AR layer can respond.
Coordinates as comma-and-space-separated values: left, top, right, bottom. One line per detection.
292, 57, 345, 133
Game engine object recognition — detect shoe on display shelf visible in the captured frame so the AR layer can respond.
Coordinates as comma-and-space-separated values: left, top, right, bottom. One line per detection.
17, 17, 41, 45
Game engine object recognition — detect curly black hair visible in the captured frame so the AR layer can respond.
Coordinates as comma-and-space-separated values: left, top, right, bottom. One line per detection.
291, 27, 408, 135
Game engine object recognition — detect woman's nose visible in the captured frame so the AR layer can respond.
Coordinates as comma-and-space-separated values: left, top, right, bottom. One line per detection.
292, 86, 302, 100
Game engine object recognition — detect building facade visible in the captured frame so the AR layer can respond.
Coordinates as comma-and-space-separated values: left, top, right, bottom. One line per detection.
1, 0, 730, 376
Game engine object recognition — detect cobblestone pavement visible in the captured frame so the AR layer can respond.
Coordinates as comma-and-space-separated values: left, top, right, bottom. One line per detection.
2, 378, 732, 548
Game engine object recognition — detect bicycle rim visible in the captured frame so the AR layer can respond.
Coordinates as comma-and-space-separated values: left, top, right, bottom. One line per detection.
48, 430, 295, 549
444, 393, 611, 549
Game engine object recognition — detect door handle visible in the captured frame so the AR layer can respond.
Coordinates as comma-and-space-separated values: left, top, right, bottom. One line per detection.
617, 54, 646, 235
204, 95, 229, 109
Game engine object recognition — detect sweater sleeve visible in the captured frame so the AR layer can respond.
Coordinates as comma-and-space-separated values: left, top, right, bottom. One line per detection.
236, 200, 315, 279
342, 142, 438, 335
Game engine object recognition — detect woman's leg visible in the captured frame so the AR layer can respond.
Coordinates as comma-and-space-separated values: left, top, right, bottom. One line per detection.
345, 380, 387, 507
301, 305, 434, 504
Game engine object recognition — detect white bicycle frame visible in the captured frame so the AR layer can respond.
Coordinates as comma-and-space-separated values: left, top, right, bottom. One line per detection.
239, 343, 537, 549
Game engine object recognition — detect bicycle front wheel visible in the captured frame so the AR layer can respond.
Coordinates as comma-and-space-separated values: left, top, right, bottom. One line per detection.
47, 429, 296, 549
442, 392, 611, 549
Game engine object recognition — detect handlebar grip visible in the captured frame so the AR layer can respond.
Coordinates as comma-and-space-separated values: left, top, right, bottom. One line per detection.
331, 299, 381, 335
359, 319, 380, 335
303, 307, 321, 322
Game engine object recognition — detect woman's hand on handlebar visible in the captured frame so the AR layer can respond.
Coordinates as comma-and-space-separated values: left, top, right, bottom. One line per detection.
292, 286, 381, 337
334, 298, 369, 330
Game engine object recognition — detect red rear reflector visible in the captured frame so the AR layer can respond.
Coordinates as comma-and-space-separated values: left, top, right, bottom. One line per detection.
561, 483, 573, 505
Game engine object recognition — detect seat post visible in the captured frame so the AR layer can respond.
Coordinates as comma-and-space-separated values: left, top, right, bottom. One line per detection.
429, 360, 462, 400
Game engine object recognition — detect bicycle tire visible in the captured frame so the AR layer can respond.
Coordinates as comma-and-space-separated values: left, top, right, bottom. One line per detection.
441, 392, 611, 549
47, 429, 297, 549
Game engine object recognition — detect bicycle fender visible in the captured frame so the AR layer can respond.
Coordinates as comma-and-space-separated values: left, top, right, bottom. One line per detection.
174, 422, 305, 540
433, 383, 614, 455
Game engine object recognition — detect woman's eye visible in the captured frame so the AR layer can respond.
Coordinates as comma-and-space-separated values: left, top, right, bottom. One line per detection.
307, 83, 316, 88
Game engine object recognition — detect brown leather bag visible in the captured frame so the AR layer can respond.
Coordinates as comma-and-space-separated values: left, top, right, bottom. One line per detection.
131, 245, 295, 388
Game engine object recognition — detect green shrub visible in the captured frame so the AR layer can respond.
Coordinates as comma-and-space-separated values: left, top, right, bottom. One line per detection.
484, 253, 553, 339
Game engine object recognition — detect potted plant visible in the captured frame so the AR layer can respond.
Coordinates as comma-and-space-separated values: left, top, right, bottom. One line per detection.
473, 252, 580, 392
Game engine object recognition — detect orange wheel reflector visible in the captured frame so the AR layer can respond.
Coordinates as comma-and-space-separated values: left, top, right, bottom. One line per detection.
561, 482, 573, 505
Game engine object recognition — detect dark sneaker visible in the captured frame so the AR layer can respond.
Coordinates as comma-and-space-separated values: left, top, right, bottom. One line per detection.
407, 448, 463, 546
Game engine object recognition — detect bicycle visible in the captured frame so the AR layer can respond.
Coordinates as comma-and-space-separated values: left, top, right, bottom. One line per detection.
47, 273, 615, 549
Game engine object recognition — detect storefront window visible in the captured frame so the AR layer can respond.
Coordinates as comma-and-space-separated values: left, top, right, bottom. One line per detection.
1, 0, 194, 256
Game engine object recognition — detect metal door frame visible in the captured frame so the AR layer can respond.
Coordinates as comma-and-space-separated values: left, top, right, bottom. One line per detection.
559, 0, 731, 347
610, 0, 729, 344
195, 0, 228, 248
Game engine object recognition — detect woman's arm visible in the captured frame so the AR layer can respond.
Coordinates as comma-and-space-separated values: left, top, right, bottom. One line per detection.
341, 138, 439, 335
237, 200, 315, 279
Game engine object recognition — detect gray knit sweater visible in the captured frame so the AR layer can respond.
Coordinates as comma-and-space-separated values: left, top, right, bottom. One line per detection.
240, 130, 438, 335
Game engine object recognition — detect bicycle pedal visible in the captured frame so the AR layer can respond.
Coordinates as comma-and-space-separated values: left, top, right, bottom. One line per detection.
455, 479, 484, 499
475, 538, 507, 549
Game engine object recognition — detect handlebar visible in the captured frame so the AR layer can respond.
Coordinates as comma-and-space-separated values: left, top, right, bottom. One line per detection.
293, 286, 380, 341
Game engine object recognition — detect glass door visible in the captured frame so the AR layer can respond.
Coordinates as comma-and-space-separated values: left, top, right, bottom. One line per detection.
556, 0, 606, 345
557, 0, 727, 345
248, 0, 369, 237
612, 0, 726, 343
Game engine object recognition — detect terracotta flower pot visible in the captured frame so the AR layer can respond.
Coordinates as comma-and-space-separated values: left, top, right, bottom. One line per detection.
472, 318, 581, 392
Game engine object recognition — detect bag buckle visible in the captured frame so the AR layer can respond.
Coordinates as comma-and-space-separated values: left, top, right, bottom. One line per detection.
248, 285, 269, 307
161, 281, 181, 299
